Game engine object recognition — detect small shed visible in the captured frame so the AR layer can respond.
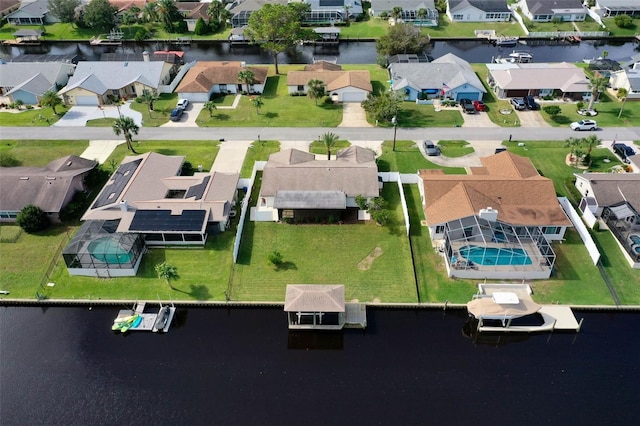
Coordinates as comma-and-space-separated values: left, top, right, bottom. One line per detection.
284, 284, 345, 330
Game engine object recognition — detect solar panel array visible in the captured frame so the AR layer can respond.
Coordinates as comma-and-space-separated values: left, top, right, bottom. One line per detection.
129, 210, 206, 232
185, 175, 210, 200
92, 159, 142, 208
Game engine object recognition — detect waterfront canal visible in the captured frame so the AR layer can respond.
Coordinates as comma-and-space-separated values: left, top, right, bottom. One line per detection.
1, 305, 638, 425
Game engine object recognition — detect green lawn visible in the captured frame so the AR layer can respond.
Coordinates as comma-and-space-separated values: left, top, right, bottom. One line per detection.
438, 140, 474, 157
339, 18, 391, 38
539, 95, 640, 128
524, 16, 604, 33
104, 140, 220, 172
0, 225, 76, 298
309, 139, 351, 156
0, 140, 89, 166
592, 229, 640, 305
0, 106, 69, 126
240, 140, 280, 178
472, 64, 519, 127
424, 15, 524, 37
129, 93, 179, 127
231, 183, 417, 302
601, 17, 638, 36
196, 69, 343, 127
86, 118, 117, 127
377, 140, 467, 174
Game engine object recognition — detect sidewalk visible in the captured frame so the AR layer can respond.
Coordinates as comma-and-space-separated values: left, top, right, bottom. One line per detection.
80, 140, 124, 164
210, 140, 253, 173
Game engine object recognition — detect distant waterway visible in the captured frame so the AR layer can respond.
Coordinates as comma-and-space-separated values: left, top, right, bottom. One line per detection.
1, 305, 638, 425
1, 39, 638, 64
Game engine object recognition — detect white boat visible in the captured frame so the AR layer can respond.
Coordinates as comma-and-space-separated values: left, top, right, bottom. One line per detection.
508, 50, 533, 62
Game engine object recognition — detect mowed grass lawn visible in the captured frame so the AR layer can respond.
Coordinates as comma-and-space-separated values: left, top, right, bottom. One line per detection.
240, 140, 280, 177
539, 94, 640, 128
105, 140, 220, 171
377, 140, 467, 174
0, 140, 89, 165
0, 106, 69, 126
232, 184, 417, 303
44, 231, 235, 301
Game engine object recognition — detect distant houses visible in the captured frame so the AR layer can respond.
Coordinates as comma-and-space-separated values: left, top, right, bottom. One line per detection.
0, 61, 75, 105
518, 0, 586, 22
286, 62, 373, 102
446, 0, 512, 22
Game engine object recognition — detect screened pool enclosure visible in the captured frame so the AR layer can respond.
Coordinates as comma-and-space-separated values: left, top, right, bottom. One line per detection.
63, 220, 145, 277
439, 216, 556, 280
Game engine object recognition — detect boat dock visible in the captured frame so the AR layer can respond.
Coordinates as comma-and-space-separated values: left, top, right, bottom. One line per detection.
344, 303, 367, 329
539, 305, 581, 331
112, 302, 175, 333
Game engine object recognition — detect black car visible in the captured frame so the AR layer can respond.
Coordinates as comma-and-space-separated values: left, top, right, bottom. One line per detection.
459, 98, 476, 114
523, 96, 540, 110
613, 143, 636, 163
170, 108, 183, 122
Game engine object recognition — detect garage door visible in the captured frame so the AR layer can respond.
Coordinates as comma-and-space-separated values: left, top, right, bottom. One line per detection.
75, 96, 99, 106
342, 92, 365, 102
456, 92, 480, 101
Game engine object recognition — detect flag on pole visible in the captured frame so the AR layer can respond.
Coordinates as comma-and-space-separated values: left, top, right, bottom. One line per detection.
442, 83, 451, 91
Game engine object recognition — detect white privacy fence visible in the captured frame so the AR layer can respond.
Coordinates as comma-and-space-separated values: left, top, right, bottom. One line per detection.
558, 197, 601, 265
232, 161, 266, 263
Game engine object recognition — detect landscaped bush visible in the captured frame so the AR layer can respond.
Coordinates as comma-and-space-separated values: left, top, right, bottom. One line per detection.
16, 205, 49, 233
0, 152, 20, 167
614, 15, 633, 28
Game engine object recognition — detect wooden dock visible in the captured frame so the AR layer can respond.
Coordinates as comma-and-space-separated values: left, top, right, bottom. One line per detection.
112, 302, 175, 333
344, 303, 367, 329
539, 305, 581, 331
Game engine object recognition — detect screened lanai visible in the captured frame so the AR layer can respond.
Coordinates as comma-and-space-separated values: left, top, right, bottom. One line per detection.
439, 216, 556, 279
63, 220, 145, 277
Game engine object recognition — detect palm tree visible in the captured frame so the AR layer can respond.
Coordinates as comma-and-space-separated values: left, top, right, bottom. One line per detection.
156, 0, 178, 32
142, 1, 158, 23
112, 116, 139, 154
203, 101, 217, 117
582, 134, 600, 166
207, 1, 231, 28
417, 8, 428, 25
390, 6, 403, 22
307, 79, 326, 106
587, 75, 609, 110
237, 69, 255, 95
565, 137, 583, 166
343, 4, 351, 25
40, 90, 63, 114
616, 87, 628, 118
141, 90, 156, 116
251, 96, 264, 114
154, 262, 178, 289
318, 132, 339, 160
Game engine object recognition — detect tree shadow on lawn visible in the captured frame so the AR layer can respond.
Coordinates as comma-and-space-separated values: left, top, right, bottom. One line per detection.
262, 76, 279, 98
235, 220, 255, 266
551, 115, 572, 125
273, 261, 297, 272
171, 283, 212, 300
213, 113, 231, 121
264, 112, 278, 119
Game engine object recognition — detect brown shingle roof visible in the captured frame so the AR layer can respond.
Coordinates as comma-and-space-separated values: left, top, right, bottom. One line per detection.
304, 61, 342, 71
287, 69, 372, 92
420, 152, 571, 227
176, 61, 269, 93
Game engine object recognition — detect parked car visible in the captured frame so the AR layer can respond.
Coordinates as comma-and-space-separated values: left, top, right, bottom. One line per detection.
473, 100, 486, 111
495, 147, 507, 154
170, 108, 184, 122
613, 143, 636, 163
523, 96, 539, 110
459, 98, 476, 114
510, 98, 526, 110
423, 140, 440, 156
570, 119, 598, 131
577, 108, 598, 116
177, 99, 190, 110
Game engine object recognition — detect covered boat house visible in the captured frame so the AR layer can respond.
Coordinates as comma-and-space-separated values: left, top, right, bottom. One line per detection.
284, 284, 346, 330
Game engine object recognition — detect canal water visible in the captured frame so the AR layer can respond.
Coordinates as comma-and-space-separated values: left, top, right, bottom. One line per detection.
1, 306, 638, 425
1, 39, 638, 64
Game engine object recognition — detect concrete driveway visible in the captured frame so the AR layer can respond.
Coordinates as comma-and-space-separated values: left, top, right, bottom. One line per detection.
338, 102, 372, 127
461, 111, 498, 127
161, 102, 204, 127
418, 139, 507, 167
53, 103, 143, 127
514, 109, 551, 128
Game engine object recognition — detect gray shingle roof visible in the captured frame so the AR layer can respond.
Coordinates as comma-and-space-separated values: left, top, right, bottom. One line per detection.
526, 0, 584, 15
60, 61, 166, 95
575, 173, 640, 213
449, 0, 510, 13
0, 62, 74, 87
6, 73, 53, 96
284, 284, 345, 312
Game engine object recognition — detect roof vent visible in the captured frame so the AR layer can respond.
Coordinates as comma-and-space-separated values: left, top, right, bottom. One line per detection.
19, 176, 29, 180
46, 176, 56, 180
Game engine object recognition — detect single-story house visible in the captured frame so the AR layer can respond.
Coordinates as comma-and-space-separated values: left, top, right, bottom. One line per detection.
446, 0, 511, 22
175, 1, 210, 32
0, 155, 97, 223
5, 0, 58, 25
58, 60, 173, 106
486, 62, 590, 100
519, 0, 586, 22
0, 61, 76, 105
80, 151, 239, 245
609, 68, 640, 101
101, 51, 183, 75
593, 0, 640, 17
109, 0, 146, 21
285, 284, 346, 330
175, 61, 269, 102
574, 172, 640, 267
230, 0, 287, 27
420, 151, 572, 279
304, 0, 363, 24
369, 0, 438, 26
0, 0, 20, 18
256, 146, 380, 222
286, 62, 372, 102
389, 53, 486, 101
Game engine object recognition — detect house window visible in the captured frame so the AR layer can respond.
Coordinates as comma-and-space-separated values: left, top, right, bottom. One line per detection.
453, 14, 463, 20
543, 227, 560, 235
297, 85, 304, 91
435, 225, 445, 234
219, 84, 227, 92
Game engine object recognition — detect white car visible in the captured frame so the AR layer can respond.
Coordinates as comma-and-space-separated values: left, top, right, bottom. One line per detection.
176, 99, 190, 110
577, 109, 598, 117
570, 119, 598, 131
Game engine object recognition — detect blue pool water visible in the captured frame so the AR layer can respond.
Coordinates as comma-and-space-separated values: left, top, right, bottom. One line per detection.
460, 245, 532, 266
88, 237, 133, 264
630, 234, 640, 245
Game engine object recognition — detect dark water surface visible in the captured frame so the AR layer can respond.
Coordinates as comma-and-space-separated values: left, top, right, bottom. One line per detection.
1, 306, 639, 425
2, 39, 638, 64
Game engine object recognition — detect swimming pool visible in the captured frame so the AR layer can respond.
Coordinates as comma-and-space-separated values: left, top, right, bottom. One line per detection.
88, 237, 134, 264
629, 234, 640, 246
459, 245, 532, 266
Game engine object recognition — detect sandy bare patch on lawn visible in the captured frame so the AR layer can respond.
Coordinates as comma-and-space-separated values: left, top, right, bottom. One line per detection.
357, 247, 382, 271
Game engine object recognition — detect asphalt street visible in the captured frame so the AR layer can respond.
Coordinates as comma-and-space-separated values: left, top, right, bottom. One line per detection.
1, 126, 639, 142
